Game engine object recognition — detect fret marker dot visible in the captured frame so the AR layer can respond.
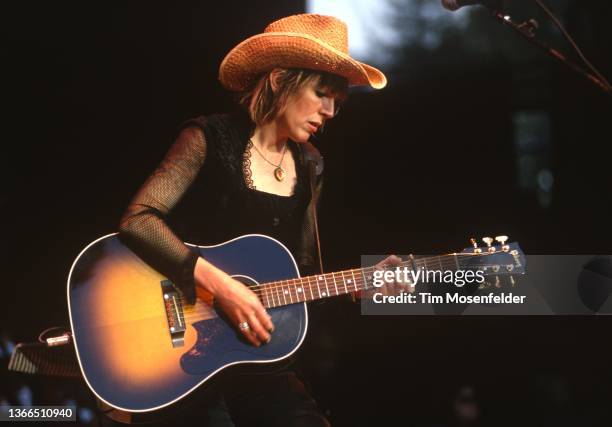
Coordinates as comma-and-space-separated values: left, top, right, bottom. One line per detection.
297, 288, 302, 293
322, 292, 327, 296
318, 276, 323, 280
284, 290, 289, 295
347, 279, 352, 284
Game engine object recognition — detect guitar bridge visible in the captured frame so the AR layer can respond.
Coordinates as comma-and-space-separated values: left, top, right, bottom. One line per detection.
161, 280, 186, 348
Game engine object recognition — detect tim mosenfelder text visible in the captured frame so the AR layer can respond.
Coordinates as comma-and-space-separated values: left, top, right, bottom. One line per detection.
372, 291, 526, 305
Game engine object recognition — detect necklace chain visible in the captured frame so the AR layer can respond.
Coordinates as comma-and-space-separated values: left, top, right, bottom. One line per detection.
249, 139, 288, 182
249, 139, 287, 168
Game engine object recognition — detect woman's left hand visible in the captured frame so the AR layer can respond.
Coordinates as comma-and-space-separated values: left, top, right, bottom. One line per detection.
353, 255, 415, 301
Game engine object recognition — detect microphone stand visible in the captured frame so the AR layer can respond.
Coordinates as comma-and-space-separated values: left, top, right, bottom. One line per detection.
487, 8, 612, 96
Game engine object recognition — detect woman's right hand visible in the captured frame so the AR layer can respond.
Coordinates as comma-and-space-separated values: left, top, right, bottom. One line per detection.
194, 257, 274, 346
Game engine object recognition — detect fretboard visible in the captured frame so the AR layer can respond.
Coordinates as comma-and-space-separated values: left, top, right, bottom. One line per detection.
255, 253, 468, 309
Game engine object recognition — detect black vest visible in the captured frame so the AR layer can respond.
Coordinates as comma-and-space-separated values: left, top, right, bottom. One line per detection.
169, 112, 323, 273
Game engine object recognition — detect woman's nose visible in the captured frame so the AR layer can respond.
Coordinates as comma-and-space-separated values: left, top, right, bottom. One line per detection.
320, 96, 335, 118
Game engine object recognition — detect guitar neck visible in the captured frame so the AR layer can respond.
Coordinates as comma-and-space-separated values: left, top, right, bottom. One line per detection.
255, 254, 466, 309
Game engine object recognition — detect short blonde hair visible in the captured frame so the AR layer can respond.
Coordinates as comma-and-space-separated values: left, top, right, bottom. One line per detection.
239, 68, 348, 125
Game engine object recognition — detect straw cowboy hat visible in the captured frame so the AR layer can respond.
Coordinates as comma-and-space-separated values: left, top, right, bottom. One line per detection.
219, 13, 387, 91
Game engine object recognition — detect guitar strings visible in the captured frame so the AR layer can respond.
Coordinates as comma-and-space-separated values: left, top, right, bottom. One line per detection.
245, 250, 511, 294
179, 259, 517, 320
180, 279, 374, 322
175, 250, 518, 320
178, 263, 517, 321
245, 252, 516, 293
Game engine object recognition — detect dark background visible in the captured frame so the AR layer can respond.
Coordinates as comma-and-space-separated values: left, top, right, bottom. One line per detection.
3, 1, 612, 425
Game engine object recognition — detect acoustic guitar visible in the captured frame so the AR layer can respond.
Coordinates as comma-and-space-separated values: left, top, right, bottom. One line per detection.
67, 233, 524, 414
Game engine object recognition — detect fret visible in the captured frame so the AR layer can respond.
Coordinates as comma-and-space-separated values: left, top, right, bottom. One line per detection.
290, 280, 297, 304
350, 270, 358, 292
272, 283, 278, 308
303, 278, 309, 301
268, 282, 276, 306
287, 279, 294, 304
299, 278, 306, 302
268, 284, 277, 308
332, 272, 339, 296
316, 275, 323, 298
262, 284, 270, 308
291, 279, 299, 303
422, 257, 428, 271
270, 281, 277, 307
272, 282, 282, 307
280, 280, 287, 305
360, 268, 369, 291
296, 280, 304, 302
291, 280, 297, 302
307, 276, 314, 300
270, 282, 280, 307
453, 254, 459, 270
323, 274, 330, 297
342, 271, 349, 294
438, 256, 443, 270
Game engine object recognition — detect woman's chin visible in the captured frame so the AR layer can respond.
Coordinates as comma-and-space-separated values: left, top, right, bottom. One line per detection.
289, 131, 311, 143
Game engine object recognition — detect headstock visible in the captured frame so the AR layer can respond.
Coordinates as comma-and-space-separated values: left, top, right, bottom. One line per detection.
461, 235, 526, 288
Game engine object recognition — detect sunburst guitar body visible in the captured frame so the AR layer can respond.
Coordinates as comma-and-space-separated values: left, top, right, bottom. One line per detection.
68, 234, 307, 414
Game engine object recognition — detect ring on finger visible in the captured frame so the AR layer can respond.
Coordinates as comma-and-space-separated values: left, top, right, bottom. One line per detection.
238, 321, 250, 331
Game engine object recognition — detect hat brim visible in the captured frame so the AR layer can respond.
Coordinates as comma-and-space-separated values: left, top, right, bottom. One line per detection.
219, 32, 387, 91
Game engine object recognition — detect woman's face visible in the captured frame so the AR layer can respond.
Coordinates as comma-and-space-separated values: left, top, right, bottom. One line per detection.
277, 78, 346, 143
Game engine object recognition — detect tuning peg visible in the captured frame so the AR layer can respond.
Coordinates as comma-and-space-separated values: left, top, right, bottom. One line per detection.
482, 237, 496, 252
495, 235, 510, 251
470, 238, 482, 253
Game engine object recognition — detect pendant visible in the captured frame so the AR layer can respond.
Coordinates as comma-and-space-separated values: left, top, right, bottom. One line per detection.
274, 167, 285, 182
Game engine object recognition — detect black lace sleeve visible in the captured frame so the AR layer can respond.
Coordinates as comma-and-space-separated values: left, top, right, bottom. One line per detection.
118, 126, 207, 305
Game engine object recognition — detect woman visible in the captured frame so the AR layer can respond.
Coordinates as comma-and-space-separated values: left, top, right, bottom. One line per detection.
118, 13, 386, 426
